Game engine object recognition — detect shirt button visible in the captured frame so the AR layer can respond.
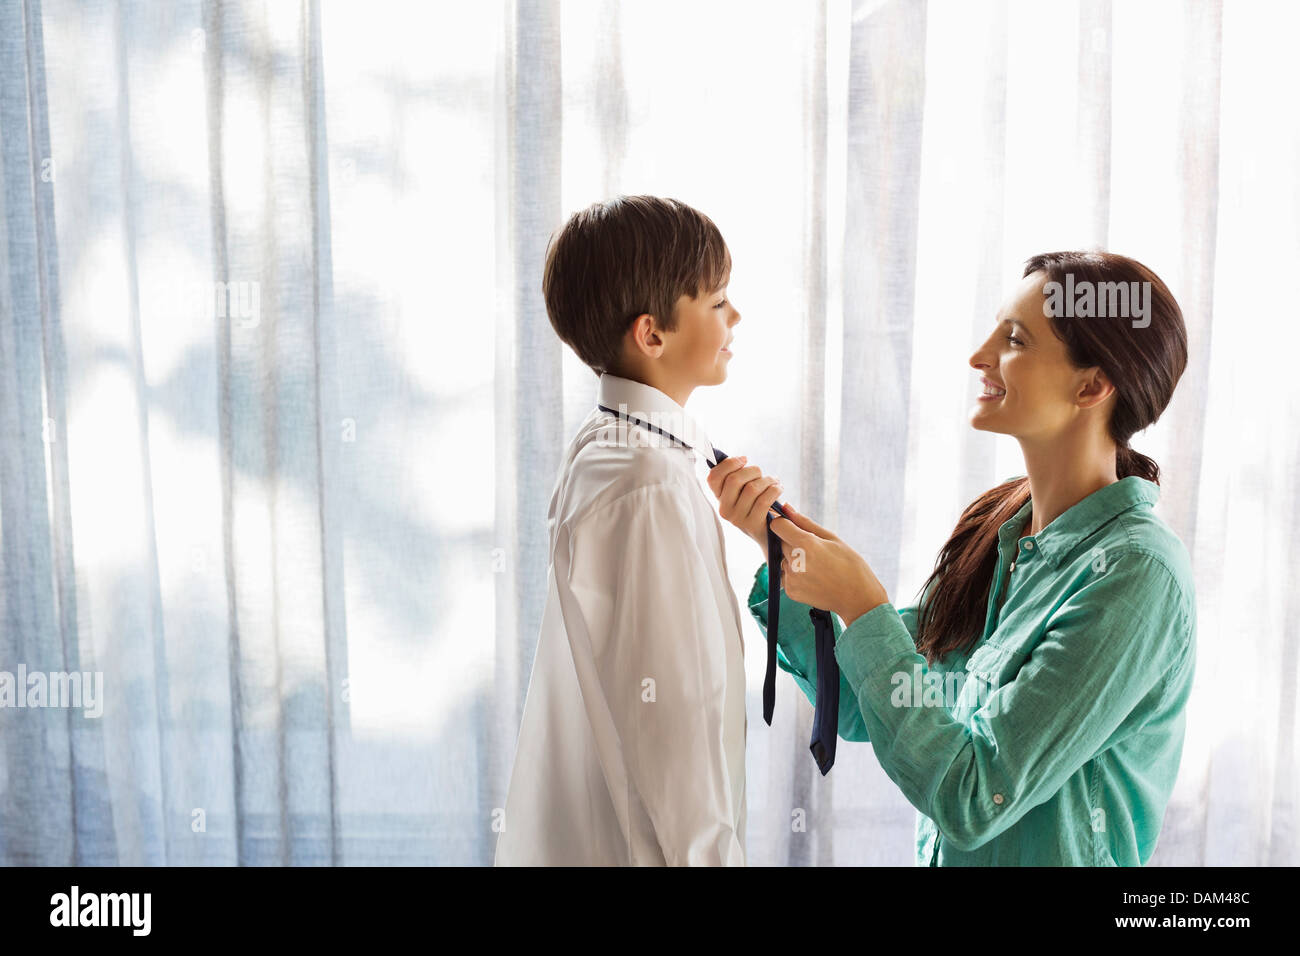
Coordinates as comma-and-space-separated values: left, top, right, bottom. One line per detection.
993, 793, 1004, 805
1023, 540, 1034, 550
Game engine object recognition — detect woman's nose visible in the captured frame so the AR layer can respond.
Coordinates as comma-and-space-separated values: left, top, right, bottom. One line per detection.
969, 337, 995, 370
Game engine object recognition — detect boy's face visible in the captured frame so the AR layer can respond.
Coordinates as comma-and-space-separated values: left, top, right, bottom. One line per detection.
618, 277, 741, 405
658, 281, 741, 390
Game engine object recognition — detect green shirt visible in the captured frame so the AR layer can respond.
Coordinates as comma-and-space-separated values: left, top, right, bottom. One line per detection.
747, 476, 1196, 866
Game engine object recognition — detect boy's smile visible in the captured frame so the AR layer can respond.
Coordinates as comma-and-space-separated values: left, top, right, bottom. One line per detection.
661, 283, 740, 395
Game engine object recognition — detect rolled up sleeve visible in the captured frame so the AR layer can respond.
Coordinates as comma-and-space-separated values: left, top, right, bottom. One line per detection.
747, 563, 923, 744
833, 550, 1193, 851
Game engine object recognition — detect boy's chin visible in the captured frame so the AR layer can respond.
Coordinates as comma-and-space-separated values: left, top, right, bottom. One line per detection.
694, 364, 729, 386
680, 360, 730, 392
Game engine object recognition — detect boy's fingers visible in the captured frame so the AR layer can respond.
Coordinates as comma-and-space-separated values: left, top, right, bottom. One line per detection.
718, 469, 762, 521
705, 455, 747, 497
707, 462, 746, 504
736, 475, 781, 519
710, 454, 746, 477
719, 465, 763, 509
753, 480, 784, 521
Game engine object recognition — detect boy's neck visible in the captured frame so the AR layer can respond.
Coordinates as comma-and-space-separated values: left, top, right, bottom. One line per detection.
614, 365, 694, 408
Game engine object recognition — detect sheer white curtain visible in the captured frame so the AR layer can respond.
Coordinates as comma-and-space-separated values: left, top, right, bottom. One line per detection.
1, 0, 1294, 866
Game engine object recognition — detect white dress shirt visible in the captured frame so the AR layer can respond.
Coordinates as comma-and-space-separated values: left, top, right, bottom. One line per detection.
495, 374, 748, 866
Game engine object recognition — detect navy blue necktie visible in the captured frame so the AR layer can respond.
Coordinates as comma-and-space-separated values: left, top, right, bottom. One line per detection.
596, 404, 839, 775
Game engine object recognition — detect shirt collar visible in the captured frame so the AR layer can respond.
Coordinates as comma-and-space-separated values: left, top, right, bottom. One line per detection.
596, 373, 716, 464
997, 475, 1161, 569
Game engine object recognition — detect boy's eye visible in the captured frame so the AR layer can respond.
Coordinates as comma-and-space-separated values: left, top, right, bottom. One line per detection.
714, 299, 728, 309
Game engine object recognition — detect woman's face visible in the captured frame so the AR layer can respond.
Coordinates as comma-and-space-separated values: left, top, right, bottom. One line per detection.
968, 270, 1107, 440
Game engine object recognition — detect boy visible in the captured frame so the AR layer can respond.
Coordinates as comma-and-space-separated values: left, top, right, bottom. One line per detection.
495, 196, 764, 866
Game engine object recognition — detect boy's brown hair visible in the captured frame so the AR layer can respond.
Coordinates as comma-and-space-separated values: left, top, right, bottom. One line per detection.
542, 195, 731, 376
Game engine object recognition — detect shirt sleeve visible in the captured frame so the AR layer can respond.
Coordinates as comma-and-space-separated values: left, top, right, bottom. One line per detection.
746, 562, 924, 744
558, 483, 745, 866
832, 549, 1194, 852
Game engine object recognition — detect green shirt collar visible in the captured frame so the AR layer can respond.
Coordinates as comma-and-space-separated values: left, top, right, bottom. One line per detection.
997, 475, 1161, 569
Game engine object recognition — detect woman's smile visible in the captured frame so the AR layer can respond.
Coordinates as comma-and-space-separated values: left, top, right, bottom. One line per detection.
977, 375, 1006, 401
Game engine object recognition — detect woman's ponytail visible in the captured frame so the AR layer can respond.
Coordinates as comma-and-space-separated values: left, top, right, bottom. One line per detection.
1116, 442, 1160, 483
913, 477, 1030, 665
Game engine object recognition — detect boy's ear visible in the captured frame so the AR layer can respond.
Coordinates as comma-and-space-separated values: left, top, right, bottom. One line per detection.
626, 312, 667, 359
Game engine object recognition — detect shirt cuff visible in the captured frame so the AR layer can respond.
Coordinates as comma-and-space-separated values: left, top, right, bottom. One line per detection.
834, 602, 921, 692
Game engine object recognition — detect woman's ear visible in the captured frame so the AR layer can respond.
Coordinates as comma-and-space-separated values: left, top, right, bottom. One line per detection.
1076, 366, 1116, 409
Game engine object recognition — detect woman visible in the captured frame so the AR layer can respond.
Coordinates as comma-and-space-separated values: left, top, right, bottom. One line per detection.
708, 251, 1195, 866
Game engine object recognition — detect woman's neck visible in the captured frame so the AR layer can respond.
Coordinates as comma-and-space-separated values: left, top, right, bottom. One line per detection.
1016, 430, 1119, 535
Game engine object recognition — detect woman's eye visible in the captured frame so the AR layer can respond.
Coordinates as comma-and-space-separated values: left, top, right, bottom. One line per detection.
1006, 334, 1023, 346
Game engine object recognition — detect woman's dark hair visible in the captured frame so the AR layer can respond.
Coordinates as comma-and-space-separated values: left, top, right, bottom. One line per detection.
913, 251, 1188, 666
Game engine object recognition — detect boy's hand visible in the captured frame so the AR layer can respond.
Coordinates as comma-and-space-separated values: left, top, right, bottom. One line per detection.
706, 456, 784, 550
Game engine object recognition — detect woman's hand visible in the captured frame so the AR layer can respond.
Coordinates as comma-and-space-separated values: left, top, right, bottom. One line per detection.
769, 504, 890, 627
705, 456, 784, 551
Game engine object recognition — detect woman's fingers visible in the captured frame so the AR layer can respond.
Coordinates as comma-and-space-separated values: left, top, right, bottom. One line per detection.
781, 502, 839, 541
768, 515, 815, 548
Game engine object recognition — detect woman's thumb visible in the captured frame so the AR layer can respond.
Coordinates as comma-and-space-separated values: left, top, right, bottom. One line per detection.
783, 502, 811, 528
785, 502, 834, 539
